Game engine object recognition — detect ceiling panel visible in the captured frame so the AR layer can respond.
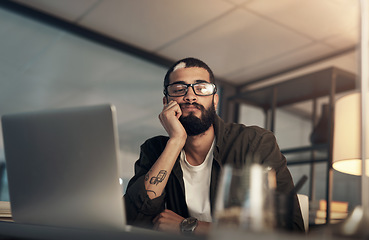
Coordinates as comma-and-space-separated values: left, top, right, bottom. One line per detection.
323, 27, 359, 49
227, 43, 336, 83
13, 0, 100, 22
244, 0, 359, 41
78, 0, 235, 51
158, 8, 312, 79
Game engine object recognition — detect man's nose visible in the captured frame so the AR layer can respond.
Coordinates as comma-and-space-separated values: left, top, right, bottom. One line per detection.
184, 86, 197, 102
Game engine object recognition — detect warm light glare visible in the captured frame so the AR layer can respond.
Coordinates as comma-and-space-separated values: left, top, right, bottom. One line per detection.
333, 159, 369, 176
333, 92, 369, 176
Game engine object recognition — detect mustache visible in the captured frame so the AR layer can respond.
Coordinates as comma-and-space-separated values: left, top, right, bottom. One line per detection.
179, 102, 204, 110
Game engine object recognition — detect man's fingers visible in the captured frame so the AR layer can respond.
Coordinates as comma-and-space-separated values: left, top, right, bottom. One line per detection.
153, 210, 184, 225
163, 100, 177, 110
161, 209, 183, 221
152, 210, 184, 232
159, 101, 183, 132
163, 101, 181, 114
160, 101, 179, 119
152, 211, 167, 225
153, 214, 160, 224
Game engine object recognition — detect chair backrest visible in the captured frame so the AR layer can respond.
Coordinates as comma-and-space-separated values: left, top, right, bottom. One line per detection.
297, 194, 309, 232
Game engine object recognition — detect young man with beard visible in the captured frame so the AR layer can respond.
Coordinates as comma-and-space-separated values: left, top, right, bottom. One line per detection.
124, 58, 304, 234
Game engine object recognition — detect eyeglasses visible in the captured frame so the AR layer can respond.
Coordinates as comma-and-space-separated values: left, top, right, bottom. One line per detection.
164, 82, 217, 97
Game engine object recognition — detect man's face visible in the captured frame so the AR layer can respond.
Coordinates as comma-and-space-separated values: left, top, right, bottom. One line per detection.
165, 67, 219, 136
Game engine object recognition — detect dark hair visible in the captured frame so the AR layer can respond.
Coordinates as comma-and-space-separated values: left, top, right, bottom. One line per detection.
163, 57, 215, 89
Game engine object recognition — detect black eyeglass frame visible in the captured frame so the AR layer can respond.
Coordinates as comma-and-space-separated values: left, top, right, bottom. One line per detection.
163, 82, 217, 97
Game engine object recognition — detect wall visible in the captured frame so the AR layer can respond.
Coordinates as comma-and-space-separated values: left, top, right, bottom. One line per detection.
0, 8, 167, 184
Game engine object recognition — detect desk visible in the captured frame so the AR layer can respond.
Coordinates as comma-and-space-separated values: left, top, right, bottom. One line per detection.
0, 221, 360, 240
0, 221, 199, 240
210, 227, 358, 240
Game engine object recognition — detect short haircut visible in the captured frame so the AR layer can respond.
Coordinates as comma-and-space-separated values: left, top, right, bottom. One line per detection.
163, 57, 215, 89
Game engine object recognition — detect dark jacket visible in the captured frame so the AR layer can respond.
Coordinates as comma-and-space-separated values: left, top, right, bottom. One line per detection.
124, 115, 305, 231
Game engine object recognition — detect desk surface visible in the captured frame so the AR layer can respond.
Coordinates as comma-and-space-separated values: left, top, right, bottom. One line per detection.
0, 221, 361, 240
0, 221, 198, 240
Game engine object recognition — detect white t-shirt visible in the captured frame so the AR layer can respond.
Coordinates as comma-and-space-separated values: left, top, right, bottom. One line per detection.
179, 140, 214, 222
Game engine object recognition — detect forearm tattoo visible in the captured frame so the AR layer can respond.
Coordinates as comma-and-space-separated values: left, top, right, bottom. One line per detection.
146, 189, 157, 197
148, 170, 167, 185
144, 170, 167, 197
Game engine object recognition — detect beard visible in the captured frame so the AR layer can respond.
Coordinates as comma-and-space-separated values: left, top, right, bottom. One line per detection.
179, 102, 216, 136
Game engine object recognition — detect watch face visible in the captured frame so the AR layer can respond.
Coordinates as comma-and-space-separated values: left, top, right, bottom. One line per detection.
181, 217, 198, 232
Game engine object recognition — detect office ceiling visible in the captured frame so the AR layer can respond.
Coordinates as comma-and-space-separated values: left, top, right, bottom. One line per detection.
10, 0, 360, 85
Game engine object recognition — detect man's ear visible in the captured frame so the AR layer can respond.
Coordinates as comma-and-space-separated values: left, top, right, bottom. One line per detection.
213, 93, 219, 109
163, 96, 168, 105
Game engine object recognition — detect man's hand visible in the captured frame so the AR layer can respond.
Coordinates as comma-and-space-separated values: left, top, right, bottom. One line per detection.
159, 100, 187, 146
153, 209, 184, 233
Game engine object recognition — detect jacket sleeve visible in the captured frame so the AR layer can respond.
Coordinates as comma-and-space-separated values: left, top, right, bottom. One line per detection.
123, 137, 168, 228
251, 130, 305, 232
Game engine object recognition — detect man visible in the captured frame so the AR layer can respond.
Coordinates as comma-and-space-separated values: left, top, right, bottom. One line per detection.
124, 57, 304, 234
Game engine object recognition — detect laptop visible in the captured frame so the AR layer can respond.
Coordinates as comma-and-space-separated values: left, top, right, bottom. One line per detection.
1, 104, 126, 231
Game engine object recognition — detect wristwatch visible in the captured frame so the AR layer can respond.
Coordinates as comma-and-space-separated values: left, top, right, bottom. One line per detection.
180, 217, 198, 233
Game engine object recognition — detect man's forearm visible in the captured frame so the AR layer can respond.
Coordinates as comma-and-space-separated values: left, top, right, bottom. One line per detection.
144, 138, 184, 199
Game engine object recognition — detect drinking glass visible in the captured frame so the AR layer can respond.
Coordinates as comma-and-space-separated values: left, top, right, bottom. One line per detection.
213, 163, 276, 232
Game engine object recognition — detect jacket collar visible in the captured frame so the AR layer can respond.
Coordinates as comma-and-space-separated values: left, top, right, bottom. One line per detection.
213, 115, 225, 166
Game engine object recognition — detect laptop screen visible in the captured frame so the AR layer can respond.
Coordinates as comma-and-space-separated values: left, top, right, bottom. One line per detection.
1, 104, 126, 230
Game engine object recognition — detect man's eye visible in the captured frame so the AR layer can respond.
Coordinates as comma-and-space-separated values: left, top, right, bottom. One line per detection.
173, 88, 186, 93
195, 85, 206, 90
195, 85, 208, 91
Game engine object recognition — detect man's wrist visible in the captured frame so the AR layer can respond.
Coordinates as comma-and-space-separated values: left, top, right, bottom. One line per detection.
167, 137, 186, 149
194, 221, 211, 235
180, 217, 198, 234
